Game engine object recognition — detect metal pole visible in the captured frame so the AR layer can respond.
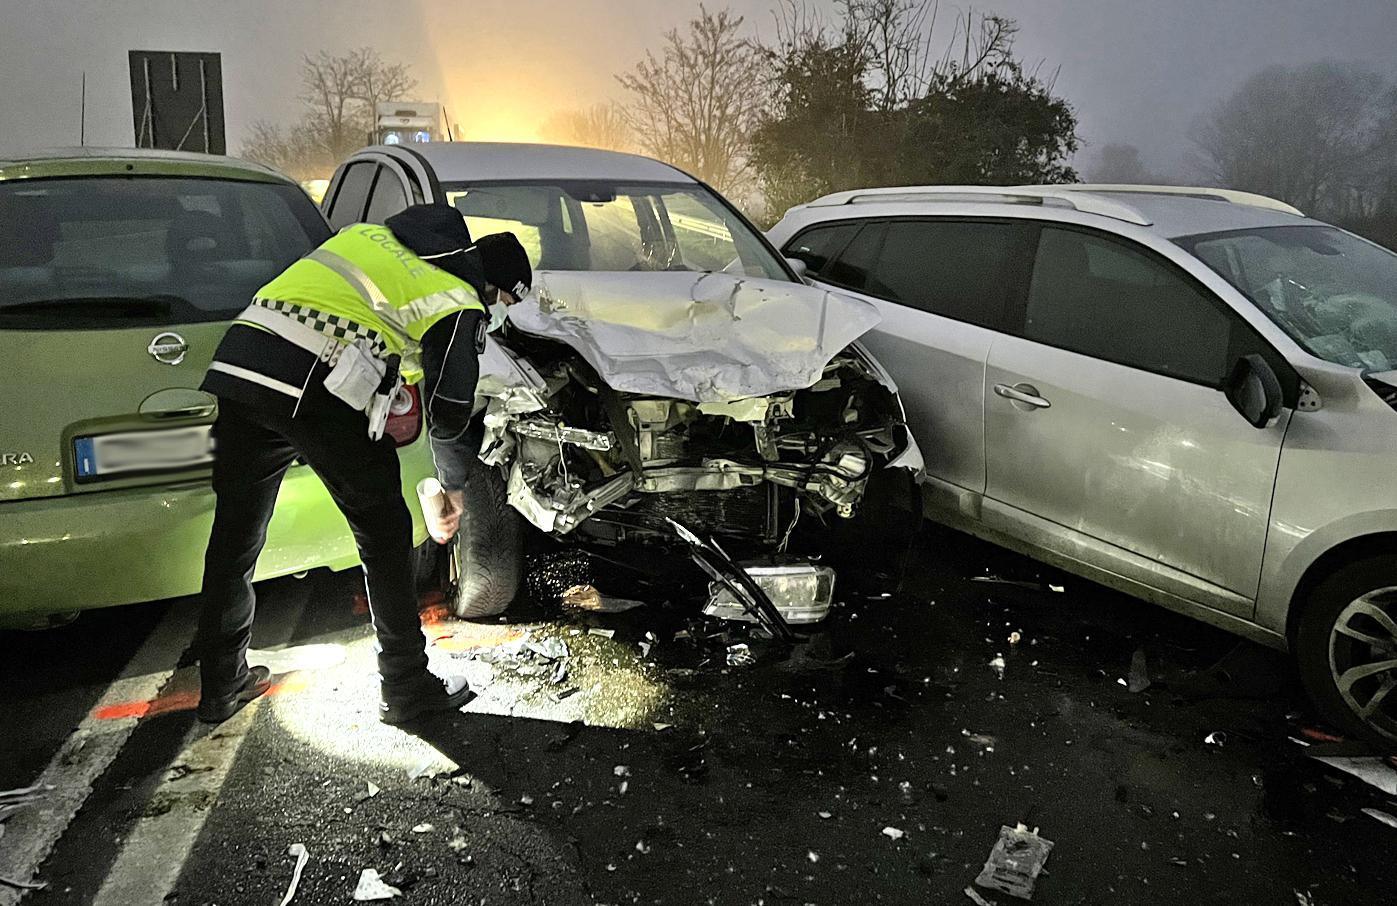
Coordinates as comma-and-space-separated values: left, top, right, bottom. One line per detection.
80, 71, 86, 145
199, 58, 210, 153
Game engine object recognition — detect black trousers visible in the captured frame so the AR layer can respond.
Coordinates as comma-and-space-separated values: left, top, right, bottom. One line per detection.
197, 378, 428, 697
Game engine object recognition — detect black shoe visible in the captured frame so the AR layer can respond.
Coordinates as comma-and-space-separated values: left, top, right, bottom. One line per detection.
197, 665, 273, 723
380, 672, 473, 726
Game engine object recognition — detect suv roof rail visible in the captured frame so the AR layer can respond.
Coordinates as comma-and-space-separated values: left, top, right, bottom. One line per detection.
1026, 184, 1305, 217
802, 184, 1153, 226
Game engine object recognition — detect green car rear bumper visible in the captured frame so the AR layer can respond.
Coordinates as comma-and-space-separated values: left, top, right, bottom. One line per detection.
0, 440, 434, 623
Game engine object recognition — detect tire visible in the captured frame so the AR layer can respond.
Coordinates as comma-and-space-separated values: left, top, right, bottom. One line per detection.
1294, 554, 1397, 747
450, 457, 525, 619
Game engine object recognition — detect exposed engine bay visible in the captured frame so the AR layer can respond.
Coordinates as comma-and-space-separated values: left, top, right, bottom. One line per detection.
455, 271, 923, 623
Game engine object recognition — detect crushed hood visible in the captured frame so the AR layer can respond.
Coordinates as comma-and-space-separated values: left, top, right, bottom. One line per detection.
503, 271, 882, 402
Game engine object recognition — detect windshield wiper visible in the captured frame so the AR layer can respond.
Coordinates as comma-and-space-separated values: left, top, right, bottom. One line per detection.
0, 295, 180, 317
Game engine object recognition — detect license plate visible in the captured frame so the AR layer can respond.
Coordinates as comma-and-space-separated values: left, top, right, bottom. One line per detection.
74, 425, 214, 480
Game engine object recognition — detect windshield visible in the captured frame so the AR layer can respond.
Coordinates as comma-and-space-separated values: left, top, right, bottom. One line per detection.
1179, 225, 1397, 371
0, 176, 328, 328
443, 180, 787, 280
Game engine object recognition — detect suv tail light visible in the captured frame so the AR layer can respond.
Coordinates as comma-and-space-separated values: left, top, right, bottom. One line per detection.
385, 385, 422, 447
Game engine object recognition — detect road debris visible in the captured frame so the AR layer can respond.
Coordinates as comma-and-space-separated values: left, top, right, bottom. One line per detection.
562, 584, 646, 613
988, 656, 1007, 680
1126, 647, 1151, 693
971, 576, 1044, 591
448, 832, 469, 852
1204, 731, 1227, 747
964, 887, 997, 906
0, 873, 46, 891
277, 843, 309, 906
356, 781, 380, 803
353, 868, 402, 901
408, 756, 453, 781
882, 826, 905, 840
588, 628, 617, 640
527, 637, 569, 660
726, 643, 756, 667
974, 824, 1054, 900
412, 823, 434, 833
1309, 754, 1397, 796
1362, 808, 1397, 830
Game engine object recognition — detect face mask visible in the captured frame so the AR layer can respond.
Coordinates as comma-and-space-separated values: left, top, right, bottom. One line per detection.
487, 300, 509, 333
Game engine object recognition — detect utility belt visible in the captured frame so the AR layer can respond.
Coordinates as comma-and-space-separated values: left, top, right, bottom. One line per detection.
240, 301, 403, 440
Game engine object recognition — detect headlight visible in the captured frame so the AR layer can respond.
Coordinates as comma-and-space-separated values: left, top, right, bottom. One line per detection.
703, 561, 836, 625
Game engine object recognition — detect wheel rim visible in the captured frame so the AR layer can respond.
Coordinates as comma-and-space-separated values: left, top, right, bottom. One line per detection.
1329, 587, 1397, 741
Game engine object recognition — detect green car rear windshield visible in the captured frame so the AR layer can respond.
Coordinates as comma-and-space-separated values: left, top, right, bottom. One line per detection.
0, 176, 328, 328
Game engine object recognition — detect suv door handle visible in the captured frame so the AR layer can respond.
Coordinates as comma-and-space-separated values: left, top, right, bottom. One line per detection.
994, 383, 1051, 410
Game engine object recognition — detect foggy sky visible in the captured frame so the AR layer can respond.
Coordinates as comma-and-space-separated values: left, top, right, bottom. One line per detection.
3, 0, 1396, 178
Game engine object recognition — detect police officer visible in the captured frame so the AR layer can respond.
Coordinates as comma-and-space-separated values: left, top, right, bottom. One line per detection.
195, 203, 531, 725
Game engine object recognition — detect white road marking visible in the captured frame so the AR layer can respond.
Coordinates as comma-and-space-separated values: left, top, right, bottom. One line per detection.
0, 603, 196, 904
88, 698, 265, 906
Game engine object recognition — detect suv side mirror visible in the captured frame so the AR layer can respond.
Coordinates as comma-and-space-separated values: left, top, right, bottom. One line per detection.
1224, 354, 1283, 428
785, 257, 811, 283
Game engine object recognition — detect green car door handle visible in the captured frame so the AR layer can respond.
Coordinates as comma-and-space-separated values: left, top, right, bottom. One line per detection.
139, 388, 218, 421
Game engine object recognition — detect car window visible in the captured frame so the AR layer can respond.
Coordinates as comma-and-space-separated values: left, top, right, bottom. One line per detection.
783, 222, 860, 277
364, 169, 408, 223
443, 180, 787, 279
824, 221, 885, 291
1023, 227, 1236, 385
868, 220, 1033, 330
0, 176, 328, 328
326, 162, 375, 230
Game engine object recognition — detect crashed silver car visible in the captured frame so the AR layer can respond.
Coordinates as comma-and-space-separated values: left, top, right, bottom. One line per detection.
322, 143, 923, 623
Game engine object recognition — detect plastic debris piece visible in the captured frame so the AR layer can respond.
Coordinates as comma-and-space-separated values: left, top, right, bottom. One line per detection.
818, 811, 833, 819
1310, 755, 1397, 797
974, 823, 1054, 900
412, 823, 434, 833
636, 840, 651, 854
1362, 808, 1397, 830
520, 794, 535, 806
1007, 631, 1022, 646
278, 844, 310, 906
527, 637, 570, 660
639, 641, 653, 657
588, 628, 617, 639
964, 887, 997, 906
448, 833, 469, 852
1204, 731, 1227, 747
408, 756, 451, 781
652, 722, 673, 731
1127, 648, 1151, 693
1048, 585, 1065, 593
353, 868, 402, 901
614, 765, 631, 778
727, 643, 756, 667
356, 781, 380, 803
1300, 726, 1345, 744
971, 576, 1042, 590
807, 850, 820, 863
988, 656, 1006, 680
550, 659, 569, 685
563, 584, 646, 613
0, 873, 46, 891
882, 826, 905, 840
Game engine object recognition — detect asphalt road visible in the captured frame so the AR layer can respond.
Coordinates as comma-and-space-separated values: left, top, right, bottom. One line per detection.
3, 526, 1397, 906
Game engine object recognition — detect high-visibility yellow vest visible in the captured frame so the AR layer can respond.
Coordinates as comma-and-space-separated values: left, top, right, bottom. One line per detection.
247, 223, 486, 383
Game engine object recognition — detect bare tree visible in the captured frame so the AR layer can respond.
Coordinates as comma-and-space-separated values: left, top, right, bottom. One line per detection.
840, 0, 937, 110
1087, 143, 1159, 184
239, 120, 332, 183
1192, 61, 1383, 219
298, 48, 416, 161
616, 6, 769, 196
540, 102, 634, 152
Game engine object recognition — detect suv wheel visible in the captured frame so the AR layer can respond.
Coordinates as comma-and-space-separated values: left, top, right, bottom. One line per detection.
1295, 555, 1397, 746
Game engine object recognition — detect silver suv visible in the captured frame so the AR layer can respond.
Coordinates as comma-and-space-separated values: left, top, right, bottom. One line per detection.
769, 184, 1397, 745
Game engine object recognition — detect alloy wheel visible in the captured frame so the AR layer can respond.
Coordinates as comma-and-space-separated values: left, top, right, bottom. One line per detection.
1329, 587, 1397, 742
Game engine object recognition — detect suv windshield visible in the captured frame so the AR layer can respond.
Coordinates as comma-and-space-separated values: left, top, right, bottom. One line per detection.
443, 180, 787, 280
1180, 225, 1397, 371
0, 176, 328, 327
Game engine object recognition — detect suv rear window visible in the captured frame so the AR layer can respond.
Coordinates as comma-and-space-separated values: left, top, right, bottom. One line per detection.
0, 176, 328, 329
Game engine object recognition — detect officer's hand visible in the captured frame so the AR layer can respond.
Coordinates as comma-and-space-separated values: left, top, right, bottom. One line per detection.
429, 489, 466, 544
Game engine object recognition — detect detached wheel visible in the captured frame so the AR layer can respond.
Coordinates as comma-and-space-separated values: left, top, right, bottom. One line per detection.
1295, 555, 1397, 746
450, 457, 525, 619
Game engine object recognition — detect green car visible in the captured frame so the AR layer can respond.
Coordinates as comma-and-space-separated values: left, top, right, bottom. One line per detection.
0, 148, 435, 627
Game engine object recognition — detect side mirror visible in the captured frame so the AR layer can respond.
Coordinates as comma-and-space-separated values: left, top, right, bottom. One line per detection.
785, 257, 811, 283
1224, 354, 1283, 428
